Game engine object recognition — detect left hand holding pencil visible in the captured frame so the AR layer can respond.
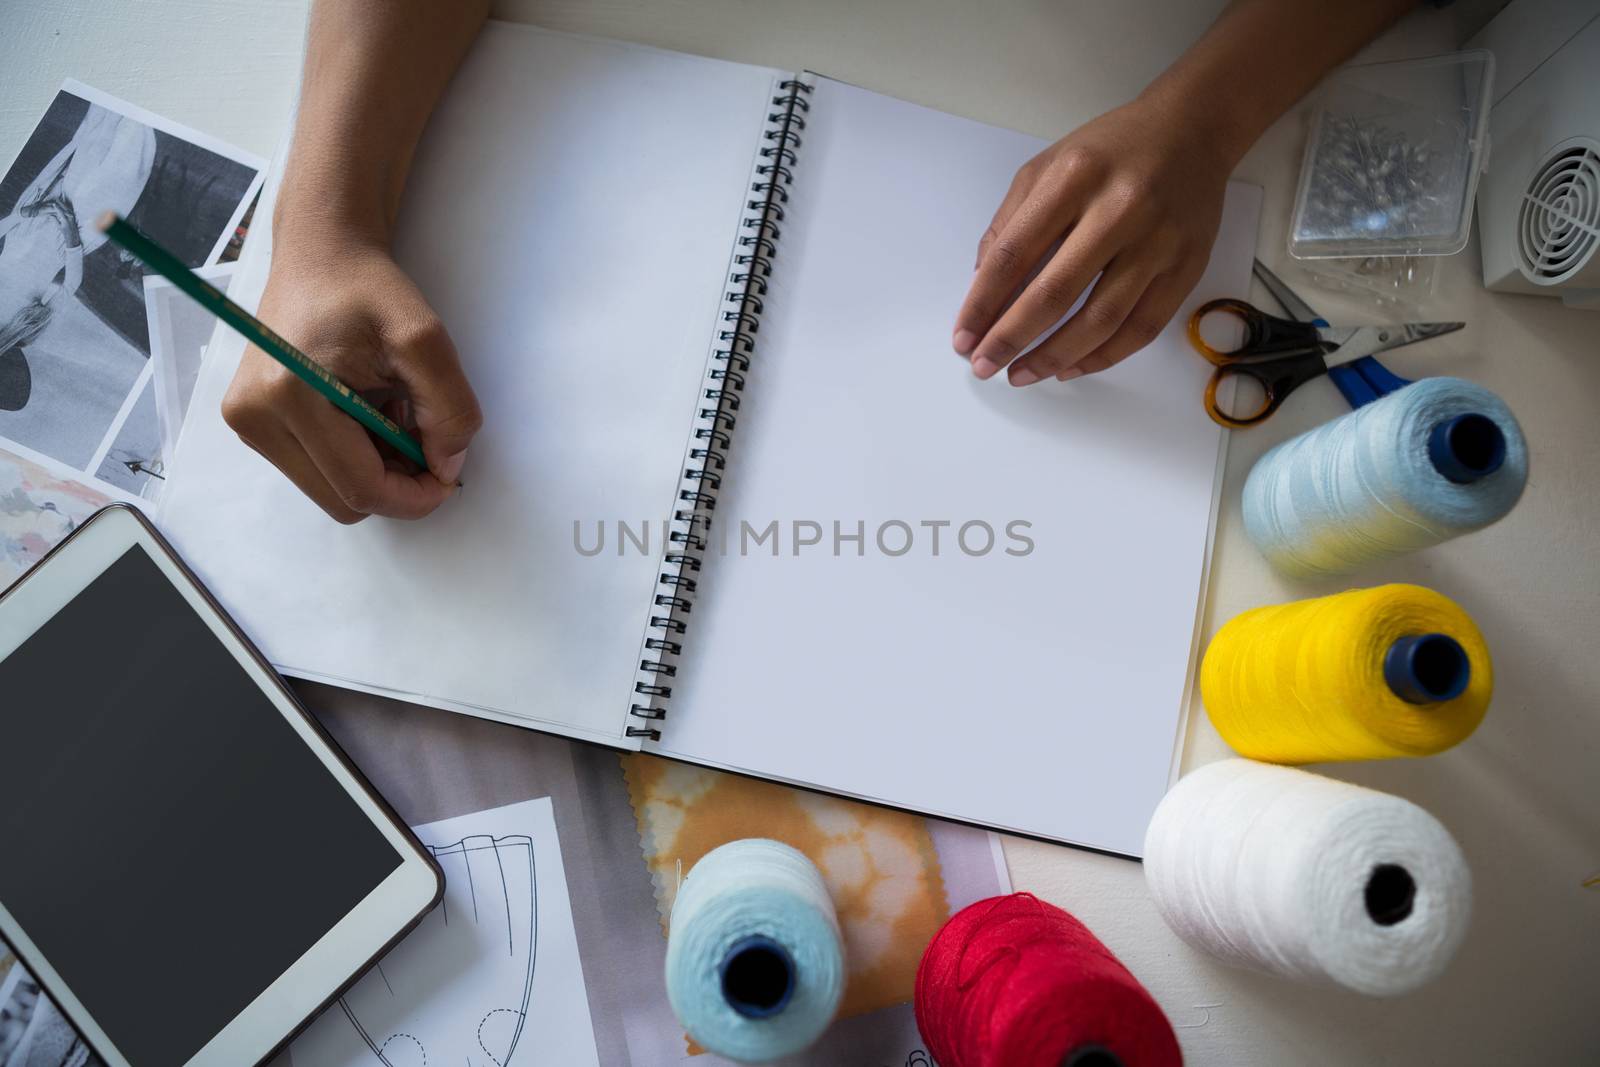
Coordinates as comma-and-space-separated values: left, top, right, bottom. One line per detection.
222, 239, 482, 524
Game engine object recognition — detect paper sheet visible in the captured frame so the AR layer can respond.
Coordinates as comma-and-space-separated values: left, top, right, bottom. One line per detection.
654, 78, 1262, 856
158, 23, 782, 746
289, 797, 599, 1067
144, 264, 235, 474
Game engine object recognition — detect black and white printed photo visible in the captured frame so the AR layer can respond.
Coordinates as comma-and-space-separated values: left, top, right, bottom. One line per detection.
94, 377, 162, 493
0, 961, 102, 1067
0, 83, 261, 477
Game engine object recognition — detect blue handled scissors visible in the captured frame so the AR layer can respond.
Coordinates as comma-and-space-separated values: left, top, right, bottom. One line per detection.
1187, 259, 1464, 428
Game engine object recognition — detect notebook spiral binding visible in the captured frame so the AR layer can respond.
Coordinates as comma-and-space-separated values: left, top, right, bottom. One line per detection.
626, 75, 814, 740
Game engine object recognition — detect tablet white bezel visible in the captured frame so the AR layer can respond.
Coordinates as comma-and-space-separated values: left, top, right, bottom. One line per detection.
0, 504, 443, 1067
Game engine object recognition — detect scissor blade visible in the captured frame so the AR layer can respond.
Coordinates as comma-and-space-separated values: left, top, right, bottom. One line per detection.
1323, 322, 1465, 367
1252, 259, 1322, 323
1391, 321, 1466, 345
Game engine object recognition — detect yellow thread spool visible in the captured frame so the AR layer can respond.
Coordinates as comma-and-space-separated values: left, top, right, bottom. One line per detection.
1201, 584, 1492, 762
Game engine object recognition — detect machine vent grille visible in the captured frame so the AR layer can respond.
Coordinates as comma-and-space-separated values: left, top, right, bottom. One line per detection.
1517, 137, 1600, 286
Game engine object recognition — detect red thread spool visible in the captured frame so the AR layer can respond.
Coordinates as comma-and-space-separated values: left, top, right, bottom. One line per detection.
914, 894, 1181, 1067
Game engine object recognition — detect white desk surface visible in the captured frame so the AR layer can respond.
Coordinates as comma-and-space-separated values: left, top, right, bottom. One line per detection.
5, 1, 1596, 1062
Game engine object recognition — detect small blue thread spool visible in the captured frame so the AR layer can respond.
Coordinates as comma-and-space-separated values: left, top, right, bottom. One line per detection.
1384, 633, 1471, 704
665, 839, 845, 1063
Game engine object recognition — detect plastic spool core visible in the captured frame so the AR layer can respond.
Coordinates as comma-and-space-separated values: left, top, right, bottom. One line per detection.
1428, 413, 1507, 484
1060, 1046, 1124, 1067
1364, 864, 1417, 926
1384, 633, 1470, 704
719, 935, 796, 1019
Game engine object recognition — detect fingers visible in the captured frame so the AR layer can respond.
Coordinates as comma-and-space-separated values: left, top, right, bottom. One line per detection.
957, 176, 1033, 361
224, 351, 455, 524
231, 415, 365, 525
1058, 265, 1204, 380
973, 165, 1035, 273
380, 316, 482, 485
222, 246, 481, 519
952, 157, 1087, 363
287, 396, 455, 521
1004, 257, 1158, 386
970, 203, 1135, 382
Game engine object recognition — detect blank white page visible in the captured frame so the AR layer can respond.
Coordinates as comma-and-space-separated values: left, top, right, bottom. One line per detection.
159, 23, 780, 745
656, 78, 1260, 854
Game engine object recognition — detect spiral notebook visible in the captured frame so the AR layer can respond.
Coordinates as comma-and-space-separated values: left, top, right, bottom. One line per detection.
159, 21, 1261, 857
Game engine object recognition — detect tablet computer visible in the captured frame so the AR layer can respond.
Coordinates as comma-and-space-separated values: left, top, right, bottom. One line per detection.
0, 504, 443, 1066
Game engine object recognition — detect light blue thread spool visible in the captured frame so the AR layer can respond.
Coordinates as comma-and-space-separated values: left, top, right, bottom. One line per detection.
665, 839, 845, 1063
1242, 377, 1527, 578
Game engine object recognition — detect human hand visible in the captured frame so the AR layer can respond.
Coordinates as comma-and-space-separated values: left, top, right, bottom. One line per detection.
952, 97, 1232, 386
222, 236, 481, 524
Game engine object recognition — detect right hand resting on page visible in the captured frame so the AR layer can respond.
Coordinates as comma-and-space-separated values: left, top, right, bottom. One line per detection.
221, 237, 482, 524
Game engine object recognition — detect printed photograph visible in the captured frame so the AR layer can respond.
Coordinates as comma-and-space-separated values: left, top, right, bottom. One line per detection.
93, 377, 161, 495
218, 192, 258, 264
0, 959, 103, 1067
0, 83, 261, 476
142, 263, 235, 498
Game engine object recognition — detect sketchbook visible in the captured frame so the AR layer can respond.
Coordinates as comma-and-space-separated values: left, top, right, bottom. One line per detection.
159, 21, 1261, 857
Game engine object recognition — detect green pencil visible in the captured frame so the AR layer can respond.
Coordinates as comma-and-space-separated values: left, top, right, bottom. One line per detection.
97, 212, 433, 473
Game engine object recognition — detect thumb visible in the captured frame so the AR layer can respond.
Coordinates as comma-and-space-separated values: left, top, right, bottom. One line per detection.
384, 316, 482, 484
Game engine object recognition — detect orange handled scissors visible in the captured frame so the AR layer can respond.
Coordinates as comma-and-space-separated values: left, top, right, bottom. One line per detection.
1188, 259, 1463, 428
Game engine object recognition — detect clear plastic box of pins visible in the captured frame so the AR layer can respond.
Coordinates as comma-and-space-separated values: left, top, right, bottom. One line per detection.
1289, 50, 1494, 304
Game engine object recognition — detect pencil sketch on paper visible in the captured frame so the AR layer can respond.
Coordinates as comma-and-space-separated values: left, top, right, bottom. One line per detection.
290, 797, 600, 1067
340, 834, 535, 1067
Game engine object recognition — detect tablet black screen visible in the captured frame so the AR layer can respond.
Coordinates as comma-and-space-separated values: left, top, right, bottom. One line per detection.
0, 544, 403, 1064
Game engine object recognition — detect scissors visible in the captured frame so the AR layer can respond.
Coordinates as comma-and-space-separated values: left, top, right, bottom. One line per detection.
1187, 259, 1464, 428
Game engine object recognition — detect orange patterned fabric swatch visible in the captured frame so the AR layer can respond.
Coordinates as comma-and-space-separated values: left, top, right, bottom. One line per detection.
622, 754, 952, 1022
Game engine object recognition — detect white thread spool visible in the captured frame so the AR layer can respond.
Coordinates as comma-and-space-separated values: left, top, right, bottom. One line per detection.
1143, 759, 1471, 996
1242, 377, 1527, 578
665, 839, 845, 1063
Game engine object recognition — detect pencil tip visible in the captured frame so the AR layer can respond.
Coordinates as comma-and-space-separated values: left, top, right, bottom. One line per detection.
95, 211, 117, 233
